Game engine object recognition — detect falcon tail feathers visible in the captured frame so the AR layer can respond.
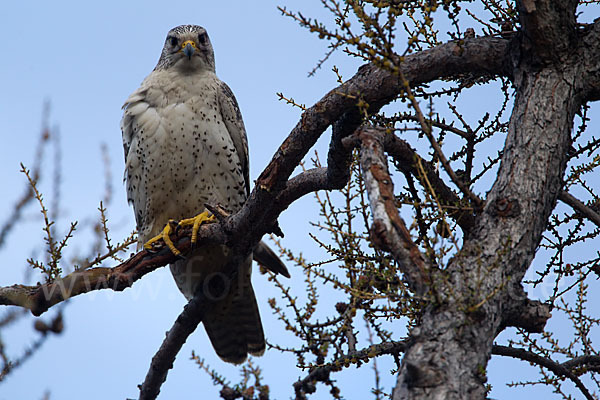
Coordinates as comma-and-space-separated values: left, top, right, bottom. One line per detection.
253, 240, 291, 278
202, 265, 266, 364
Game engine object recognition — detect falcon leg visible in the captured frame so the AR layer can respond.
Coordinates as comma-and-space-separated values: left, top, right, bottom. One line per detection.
177, 210, 215, 245
144, 219, 182, 256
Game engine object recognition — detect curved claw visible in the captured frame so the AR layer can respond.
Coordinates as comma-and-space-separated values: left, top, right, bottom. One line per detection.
144, 219, 183, 256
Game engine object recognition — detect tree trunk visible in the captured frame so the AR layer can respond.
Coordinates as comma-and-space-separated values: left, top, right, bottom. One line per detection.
392, 1, 593, 396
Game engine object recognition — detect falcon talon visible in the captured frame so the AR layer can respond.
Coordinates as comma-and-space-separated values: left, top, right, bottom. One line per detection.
174, 222, 184, 236
143, 246, 159, 254
143, 220, 184, 257
177, 211, 215, 245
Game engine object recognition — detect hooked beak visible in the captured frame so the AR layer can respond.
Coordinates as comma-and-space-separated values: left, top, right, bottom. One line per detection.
181, 40, 197, 60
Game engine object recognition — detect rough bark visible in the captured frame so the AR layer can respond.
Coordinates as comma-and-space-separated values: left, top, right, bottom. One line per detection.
359, 127, 430, 295
391, 3, 600, 399
393, 67, 579, 400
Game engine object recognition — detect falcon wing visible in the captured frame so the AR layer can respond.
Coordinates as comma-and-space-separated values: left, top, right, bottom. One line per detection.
121, 83, 161, 233
217, 81, 250, 196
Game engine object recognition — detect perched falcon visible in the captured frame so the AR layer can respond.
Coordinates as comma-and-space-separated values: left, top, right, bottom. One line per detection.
121, 24, 288, 364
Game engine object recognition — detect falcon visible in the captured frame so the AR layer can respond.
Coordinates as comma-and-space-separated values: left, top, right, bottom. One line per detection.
121, 24, 288, 364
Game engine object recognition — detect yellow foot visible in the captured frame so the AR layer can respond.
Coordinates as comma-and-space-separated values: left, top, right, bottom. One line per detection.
144, 219, 181, 256
143, 211, 215, 256
177, 210, 215, 246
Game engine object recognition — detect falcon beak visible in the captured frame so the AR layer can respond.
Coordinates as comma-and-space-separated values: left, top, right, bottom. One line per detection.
181, 40, 197, 60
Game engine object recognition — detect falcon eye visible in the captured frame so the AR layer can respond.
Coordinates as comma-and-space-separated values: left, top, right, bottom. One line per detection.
198, 33, 207, 45
168, 36, 179, 47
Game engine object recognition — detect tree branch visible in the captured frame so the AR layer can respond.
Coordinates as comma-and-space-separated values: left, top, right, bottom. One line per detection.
294, 340, 407, 400
561, 355, 600, 373
517, 0, 578, 63
393, 67, 484, 210
0, 248, 177, 316
358, 126, 429, 295
294, 339, 599, 400
256, 36, 511, 193
226, 37, 511, 267
383, 133, 476, 231
138, 238, 255, 399
492, 345, 595, 400
558, 190, 600, 228
582, 20, 600, 101
327, 110, 363, 187
500, 285, 551, 333
138, 286, 212, 400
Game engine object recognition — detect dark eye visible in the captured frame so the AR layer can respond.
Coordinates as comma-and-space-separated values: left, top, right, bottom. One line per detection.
198, 33, 207, 45
168, 36, 178, 47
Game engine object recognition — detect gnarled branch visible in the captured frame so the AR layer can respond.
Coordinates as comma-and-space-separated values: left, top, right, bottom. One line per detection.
359, 126, 430, 295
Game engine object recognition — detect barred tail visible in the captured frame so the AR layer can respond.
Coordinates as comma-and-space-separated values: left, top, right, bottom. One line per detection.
202, 261, 265, 364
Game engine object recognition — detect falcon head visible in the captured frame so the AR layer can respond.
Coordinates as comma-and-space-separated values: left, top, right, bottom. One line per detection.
155, 25, 215, 72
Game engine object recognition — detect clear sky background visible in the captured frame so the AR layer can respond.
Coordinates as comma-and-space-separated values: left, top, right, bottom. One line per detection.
0, 1, 598, 399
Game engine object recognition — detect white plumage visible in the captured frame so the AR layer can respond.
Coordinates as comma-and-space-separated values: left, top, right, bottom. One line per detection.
122, 68, 247, 241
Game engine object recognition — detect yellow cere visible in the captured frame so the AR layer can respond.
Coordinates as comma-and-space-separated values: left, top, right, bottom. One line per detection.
180, 40, 198, 50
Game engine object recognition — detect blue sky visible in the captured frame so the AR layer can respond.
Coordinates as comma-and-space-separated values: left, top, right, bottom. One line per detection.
0, 1, 598, 399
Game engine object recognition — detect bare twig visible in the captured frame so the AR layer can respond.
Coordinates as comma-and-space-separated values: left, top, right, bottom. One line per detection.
0, 115, 51, 249
396, 68, 484, 208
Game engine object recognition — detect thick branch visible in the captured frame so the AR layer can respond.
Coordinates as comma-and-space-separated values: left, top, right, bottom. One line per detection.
256, 36, 511, 192
500, 286, 551, 333
582, 20, 600, 101
393, 24, 583, 400
359, 127, 429, 295
212, 36, 511, 289
517, 0, 578, 63
327, 110, 363, 187
246, 38, 510, 252
561, 355, 600, 373
0, 161, 346, 318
